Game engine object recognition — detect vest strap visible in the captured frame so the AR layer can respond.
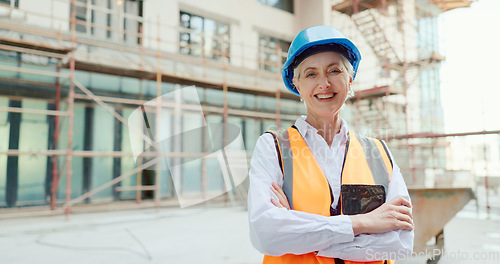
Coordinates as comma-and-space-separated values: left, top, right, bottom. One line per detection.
356, 133, 390, 192
344, 131, 393, 192
266, 129, 295, 210
263, 128, 393, 264
378, 139, 393, 168
265, 131, 283, 175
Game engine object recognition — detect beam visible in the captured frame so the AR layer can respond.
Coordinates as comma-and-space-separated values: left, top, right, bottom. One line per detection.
388, 129, 500, 140
69, 60, 298, 100
0, 39, 71, 55
6, 100, 21, 208
348, 85, 403, 101
431, 0, 474, 12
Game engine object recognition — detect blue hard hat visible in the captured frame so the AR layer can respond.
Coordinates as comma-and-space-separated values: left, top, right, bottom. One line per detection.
282, 26, 361, 96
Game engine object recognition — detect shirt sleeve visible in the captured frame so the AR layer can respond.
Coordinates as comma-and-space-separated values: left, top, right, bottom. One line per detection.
316, 162, 415, 260
248, 133, 355, 256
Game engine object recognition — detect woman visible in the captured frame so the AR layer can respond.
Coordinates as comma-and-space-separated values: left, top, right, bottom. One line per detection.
247, 26, 414, 264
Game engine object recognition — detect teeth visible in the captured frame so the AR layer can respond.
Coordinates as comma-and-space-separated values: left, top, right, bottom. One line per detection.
317, 94, 334, 99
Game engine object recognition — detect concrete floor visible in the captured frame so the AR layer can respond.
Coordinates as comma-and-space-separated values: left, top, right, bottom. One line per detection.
0, 202, 499, 264
0, 205, 261, 264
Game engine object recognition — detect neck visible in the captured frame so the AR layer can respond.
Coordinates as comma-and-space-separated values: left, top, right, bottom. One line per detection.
305, 113, 342, 147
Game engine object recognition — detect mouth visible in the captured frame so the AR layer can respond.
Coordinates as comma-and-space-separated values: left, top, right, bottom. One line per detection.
314, 93, 337, 101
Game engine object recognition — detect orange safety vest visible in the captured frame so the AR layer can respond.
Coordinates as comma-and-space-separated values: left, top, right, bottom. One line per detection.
263, 126, 395, 264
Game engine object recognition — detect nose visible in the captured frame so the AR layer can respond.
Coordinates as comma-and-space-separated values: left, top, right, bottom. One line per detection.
317, 74, 331, 89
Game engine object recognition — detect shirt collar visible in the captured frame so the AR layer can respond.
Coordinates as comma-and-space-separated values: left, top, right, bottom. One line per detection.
294, 115, 349, 144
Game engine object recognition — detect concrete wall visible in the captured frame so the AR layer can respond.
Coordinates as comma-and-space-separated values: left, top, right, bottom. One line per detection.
1, 0, 353, 74
171, 0, 297, 69
0, 0, 69, 31
1, 0, 440, 103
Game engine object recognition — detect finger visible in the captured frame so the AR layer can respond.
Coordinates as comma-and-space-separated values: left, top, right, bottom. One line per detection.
270, 186, 286, 207
270, 185, 283, 200
280, 198, 290, 210
394, 205, 413, 219
274, 189, 290, 209
273, 182, 288, 202
400, 216, 414, 230
398, 220, 414, 231
271, 198, 283, 208
395, 212, 414, 227
271, 183, 290, 209
271, 182, 284, 197
390, 196, 412, 208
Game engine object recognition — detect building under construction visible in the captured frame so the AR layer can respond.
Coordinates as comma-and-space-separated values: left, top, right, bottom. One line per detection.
0, 0, 488, 216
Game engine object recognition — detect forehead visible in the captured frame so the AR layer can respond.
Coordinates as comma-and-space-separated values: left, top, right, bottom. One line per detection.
301, 51, 343, 69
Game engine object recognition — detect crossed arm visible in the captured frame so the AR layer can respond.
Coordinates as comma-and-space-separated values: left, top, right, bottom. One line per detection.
271, 182, 414, 236
248, 134, 414, 260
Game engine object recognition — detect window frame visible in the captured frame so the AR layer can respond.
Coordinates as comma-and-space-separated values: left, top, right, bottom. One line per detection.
257, 0, 294, 13
179, 11, 231, 63
70, 0, 143, 44
0, 0, 19, 8
258, 34, 290, 73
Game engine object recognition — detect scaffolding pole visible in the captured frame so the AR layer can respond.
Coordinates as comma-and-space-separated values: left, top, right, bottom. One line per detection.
50, 62, 62, 210
0, 0, 291, 215
65, 0, 76, 218
154, 15, 162, 210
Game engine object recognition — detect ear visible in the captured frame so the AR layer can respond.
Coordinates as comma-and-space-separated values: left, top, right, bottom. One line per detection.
348, 75, 353, 92
292, 77, 302, 95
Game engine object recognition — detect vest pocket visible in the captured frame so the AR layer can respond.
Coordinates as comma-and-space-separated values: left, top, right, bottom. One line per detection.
341, 184, 385, 215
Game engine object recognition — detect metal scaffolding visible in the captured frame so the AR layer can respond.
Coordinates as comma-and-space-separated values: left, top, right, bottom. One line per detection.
1, 0, 496, 219
0, 0, 296, 217
332, 0, 479, 184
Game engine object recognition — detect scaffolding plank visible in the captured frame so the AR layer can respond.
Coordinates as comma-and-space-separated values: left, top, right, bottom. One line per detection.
0, 38, 70, 55
350, 85, 403, 101
65, 60, 299, 100
432, 0, 475, 12
333, 0, 472, 16
332, 0, 397, 16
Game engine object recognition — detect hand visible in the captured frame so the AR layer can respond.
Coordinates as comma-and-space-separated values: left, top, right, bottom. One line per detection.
270, 182, 291, 210
350, 196, 414, 236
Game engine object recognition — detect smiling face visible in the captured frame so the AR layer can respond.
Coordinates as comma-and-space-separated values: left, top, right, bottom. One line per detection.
293, 51, 353, 119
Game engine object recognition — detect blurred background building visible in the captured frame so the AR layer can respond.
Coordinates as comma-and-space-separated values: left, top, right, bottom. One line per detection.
1, 0, 497, 216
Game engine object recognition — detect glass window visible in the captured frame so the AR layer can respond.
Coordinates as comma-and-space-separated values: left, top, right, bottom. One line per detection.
280, 98, 303, 115
204, 115, 224, 192
258, 0, 294, 13
179, 11, 230, 63
181, 112, 203, 193
74, 0, 90, 34
256, 95, 277, 112
71, 0, 142, 44
0, 0, 19, 8
243, 94, 256, 110
0, 97, 9, 205
227, 91, 245, 109
17, 100, 48, 203
57, 104, 86, 200
91, 107, 114, 200
119, 107, 138, 199
204, 88, 224, 106
243, 118, 259, 152
259, 35, 290, 73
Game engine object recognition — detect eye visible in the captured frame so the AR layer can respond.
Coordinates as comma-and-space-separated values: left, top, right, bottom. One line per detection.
305, 72, 316, 78
329, 69, 341, 74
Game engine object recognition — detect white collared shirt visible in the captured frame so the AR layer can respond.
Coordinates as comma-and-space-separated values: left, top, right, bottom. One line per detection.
247, 116, 414, 260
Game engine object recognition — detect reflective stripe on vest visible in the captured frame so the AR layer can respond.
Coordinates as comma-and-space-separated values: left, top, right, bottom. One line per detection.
263, 127, 394, 264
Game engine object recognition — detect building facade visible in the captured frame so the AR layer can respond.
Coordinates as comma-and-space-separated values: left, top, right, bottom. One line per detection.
0, 0, 470, 209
